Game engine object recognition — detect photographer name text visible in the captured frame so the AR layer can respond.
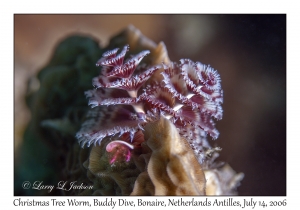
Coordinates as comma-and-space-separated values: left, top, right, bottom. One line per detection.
22, 181, 93, 193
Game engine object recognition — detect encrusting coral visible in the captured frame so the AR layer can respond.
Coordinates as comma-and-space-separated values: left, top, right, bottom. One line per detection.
20, 25, 243, 196
131, 116, 206, 195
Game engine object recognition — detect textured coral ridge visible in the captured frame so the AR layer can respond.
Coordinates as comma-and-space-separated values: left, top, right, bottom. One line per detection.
131, 116, 206, 195
76, 44, 223, 164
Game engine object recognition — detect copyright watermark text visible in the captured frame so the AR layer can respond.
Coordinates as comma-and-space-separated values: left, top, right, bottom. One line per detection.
22, 181, 93, 193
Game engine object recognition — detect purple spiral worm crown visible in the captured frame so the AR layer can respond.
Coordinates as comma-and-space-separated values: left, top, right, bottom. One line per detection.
76, 45, 223, 163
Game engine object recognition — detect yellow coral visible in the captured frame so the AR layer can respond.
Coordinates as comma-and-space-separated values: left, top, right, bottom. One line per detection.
132, 116, 206, 195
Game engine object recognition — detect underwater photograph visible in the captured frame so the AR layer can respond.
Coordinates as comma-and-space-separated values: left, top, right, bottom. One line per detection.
14, 14, 286, 196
